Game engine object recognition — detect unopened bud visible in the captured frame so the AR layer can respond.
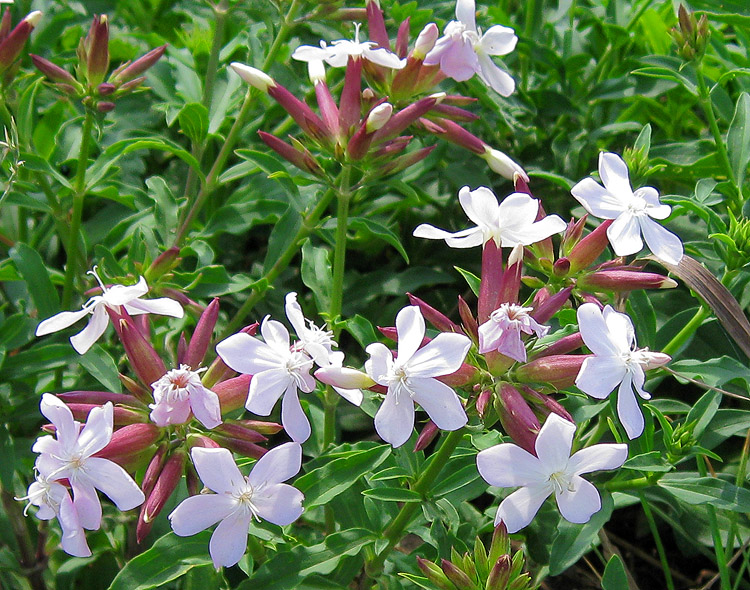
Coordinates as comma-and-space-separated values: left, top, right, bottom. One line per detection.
110, 44, 167, 85
97, 101, 116, 113
138, 451, 185, 542
413, 23, 439, 59
119, 373, 152, 403
96, 423, 161, 460
378, 145, 436, 176
65, 403, 147, 426
230, 62, 275, 91
145, 246, 181, 282
531, 286, 572, 324
407, 293, 460, 333
496, 384, 540, 455
457, 295, 478, 341
365, 102, 393, 133
414, 420, 439, 452
417, 557, 454, 590
366, 0, 390, 50
0, 11, 42, 74
515, 354, 588, 389
372, 95, 439, 142
182, 297, 219, 369
258, 130, 324, 175
97, 82, 115, 95
489, 522, 510, 562
86, 15, 109, 87
578, 269, 678, 292
440, 559, 473, 590
567, 219, 614, 273
214, 435, 267, 459
57, 390, 140, 406
476, 388, 492, 419
315, 366, 375, 389
108, 310, 167, 387
486, 554, 512, 590
30, 54, 78, 85
214, 374, 252, 413
482, 146, 529, 182
214, 422, 267, 443
307, 59, 326, 84
561, 215, 588, 256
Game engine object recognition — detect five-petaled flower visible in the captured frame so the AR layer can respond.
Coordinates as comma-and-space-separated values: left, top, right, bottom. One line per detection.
477, 413, 627, 532
365, 306, 471, 448
424, 0, 517, 96
149, 365, 222, 430
413, 186, 566, 249
31, 395, 145, 537
292, 23, 405, 69
169, 443, 304, 569
575, 303, 670, 439
571, 152, 684, 265
35, 267, 183, 354
478, 303, 549, 362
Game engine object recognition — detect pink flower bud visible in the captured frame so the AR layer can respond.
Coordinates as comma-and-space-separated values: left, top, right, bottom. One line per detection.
553, 257, 571, 277
110, 44, 166, 85
531, 286, 573, 324
407, 293, 460, 333
478, 239, 504, 324
482, 146, 528, 182
182, 298, 219, 369
414, 420, 438, 452
141, 443, 167, 498
496, 384, 540, 455
97, 82, 116, 95
214, 374, 252, 413
259, 131, 324, 175
97, 101, 116, 113
65, 403, 147, 426
214, 435, 267, 459
457, 295, 478, 341
0, 10, 41, 74
95, 423, 161, 459
430, 103, 479, 122
561, 215, 588, 256
214, 422, 267, 443
57, 390, 141, 406
313, 76, 339, 137
378, 145, 436, 176
440, 559, 473, 590
30, 54, 78, 86
338, 56, 363, 134
145, 246, 181, 282
497, 245, 523, 305
188, 434, 221, 449
138, 451, 185, 542
515, 354, 589, 389
230, 62, 274, 91
486, 555, 511, 590
234, 419, 283, 436
108, 310, 167, 388
395, 18, 410, 58
422, 116, 485, 154
365, 102, 393, 133
567, 219, 614, 273
529, 332, 584, 359
366, 0, 390, 49
520, 386, 575, 423
413, 23, 439, 59
476, 388, 492, 419
578, 269, 678, 292
372, 95, 440, 142
85, 15, 109, 87
119, 373, 153, 403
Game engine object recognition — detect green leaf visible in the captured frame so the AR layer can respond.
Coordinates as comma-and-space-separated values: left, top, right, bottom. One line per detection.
454, 266, 481, 296
177, 102, 209, 144
263, 206, 302, 275
670, 356, 750, 394
107, 532, 213, 590
685, 0, 750, 25
80, 346, 122, 393
235, 149, 301, 208
348, 217, 409, 263
622, 451, 673, 473
145, 176, 179, 241
601, 554, 629, 590
9, 243, 60, 319
344, 314, 379, 349
2, 344, 76, 380
296, 442, 391, 508
549, 493, 614, 575
685, 390, 721, 439
658, 476, 750, 511
301, 241, 332, 313
727, 92, 750, 187
361, 487, 422, 502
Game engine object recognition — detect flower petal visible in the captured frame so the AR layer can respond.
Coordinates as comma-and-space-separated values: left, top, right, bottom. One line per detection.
412, 224, 484, 248
363, 46, 406, 69
575, 356, 627, 400
476, 52, 515, 97
408, 332, 471, 377
253, 482, 304, 526
70, 304, 109, 354
598, 152, 633, 196
364, 342, 393, 385
459, 186, 500, 232
284, 292, 306, 337
209, 509, 252, 568
281, 386, 311, 443
607, 212, 642, 257
216, 333, 280, 375
639, 216, 683, 265
76, 402, 113, 457
577, 303, 621, 357
169, 494, 236, 536
409, 377, 467, 431
495, 484, 551, 532
477, 443, 546, 487
556, 476, 601, 524
84, 457, 145, 511
123, 297, 183, 318
101, 277, 149, 305
374, 390, 415, 448
456, 0, 477, 31
189, 384, 223, 430
248, 442, 302, 487
440, 36, 480, 81
71, 481, 102, 530
191, 447, 245, 494
39, 394, 77, 445
570, 178, 624, 219
260, 318, 291, 351
534, 414, 575, 474
636, 187, 670, 219
480, 25, 517, 55
246, 369, 290, 415
59, 491, 91, 557
568, 444, 628, 476
395, 306, 426, 363
36, 306, 92, 336
617, 372, 645, 439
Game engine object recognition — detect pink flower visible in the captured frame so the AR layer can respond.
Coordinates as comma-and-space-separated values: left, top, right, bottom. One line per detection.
149, 365, 222, 429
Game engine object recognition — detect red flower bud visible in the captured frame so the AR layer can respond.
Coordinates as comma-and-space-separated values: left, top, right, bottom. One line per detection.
372, 95, 439, 142
95, 423, 161, 460
478, 239, 504, 323
338, 56, 362, 134
578, 269, 678, 292
108, 309, 166, 388
30, 54, 78, 85
214, 422, 267, 443
85, 15, 109, 87
457, 295, 478, 341
57, 390, 141, 406
0, 11, 41, 75
486, 555, 511, 590
214, 374, 252, 413
214, 435, 267, 459
366, 0, 390, 50
407, 293, 460, 333
440, 559, 473, 590
476, 388, 492, 419
137, 451, 185, 542
496, 384, 539, 455
529, 332, 584, 359
567, 219, 614, 273
515, 354, 588, 389
414, 420, 439, 452
395, 17, 410, 58
141, 443, 168, 498
531, 286, 572, 324
110, 44, 166, 85
183, 298, 220, 370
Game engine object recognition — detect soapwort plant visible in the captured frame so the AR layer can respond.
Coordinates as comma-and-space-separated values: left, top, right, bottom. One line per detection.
1, 1, 749, 590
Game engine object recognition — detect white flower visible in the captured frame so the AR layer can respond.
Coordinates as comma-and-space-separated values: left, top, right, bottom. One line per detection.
169, 444, 304, 569
216, 317, 317, 443
32, 395, 145, 531
424, 0, 517, 96
477, 413, 627, 532
478, 303, 549, 362
149, 365, 222, 429
413, 186, 566, 249
365, 306, 471, 448
19, 474, 90, 557
571, 152, 683, 265
285, 292, 337, 367
35, 267, 184, 354
575, 303, 670, 439
292, 23, 405, 70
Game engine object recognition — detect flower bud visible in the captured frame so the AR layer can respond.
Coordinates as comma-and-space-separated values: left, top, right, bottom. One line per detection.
431, 103, 479, 122
437, 362, 479, 388
372, 95, 439, 142
416, 557, 454, 590
457, 295, 478, 341
141, 443, 167, 498
95, 423, 161, 460
476, 388, 492, 419
407, 293, 460, 333
110, 44, 167, 86
377, 145, 436, 177
180, 298, 218, 370
214, 374, 252, 413
339, 56, 362, 134
314, 366, 375, 389
97, 82, 116, 96
422, 116, 485, 154
440, 559, 473, 590
233, 419, 283, 436
230, 62, 274, 91
108, 311, 167, 388
187, 434, 222, 449
413, 23, 439, 59
414, 420, 438, 452
482, 146, 529, 182
138, 451, 185, 542
530, 286, 572, 324
567, 219, 613, 273
520, 386, 575, 423
57, 390, 141, 406
30, 54, 79, 87
259, 131, 324, 175
486, 554, 512, 590
366, 0, 390, 50
478, 239, 504, 323
119, 373, 152, 403
84, 15, 109, 87
365, 102, 393, 133
214, 435, 266, 459
489, 522, 510, 563
515, 354, 589, 389
560, 216, 588, 256
214, 422, 267, 443
65, 403, 146, 426
395, 17, 410, 58
496, 384, 540, 455
97, 101, 116, 113
145, 246, 181, 282
0, 10, 42, 75
529, 331, 583, 359
578, 269, 678, 292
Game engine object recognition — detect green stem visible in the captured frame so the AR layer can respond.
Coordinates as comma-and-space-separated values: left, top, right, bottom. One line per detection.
698, 456, 732, 590
725, 429, 750, 558
366, 429, 465, 576
61, 110, 95, 309
660, 306, 710, 357
219, 187, 336, 339
695, 67, 742, 211
639, 491, 675, 590
605, 476, 653, 492
171, 0, 302, 248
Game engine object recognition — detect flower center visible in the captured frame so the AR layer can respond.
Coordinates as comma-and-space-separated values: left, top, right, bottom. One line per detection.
490, 303, 533, 326
626, 194, 647, 214
548, 471, 575, 495
387, 364, 414, 404
153, 365, 204, 403
233, 480, 262, 520
284, 351, 313, 390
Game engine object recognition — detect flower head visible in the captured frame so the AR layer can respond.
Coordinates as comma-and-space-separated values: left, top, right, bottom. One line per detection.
149, 365, 222, 430
366, 306, 471, 447
424, 0, 517, 95
413, 187, 566, 249
285, 292, 337, 366
478, 303, 549, 362
571, 152, 683, 265
575, 303, 670, 439
169, 444, 304, 568
477, 413, 627, 532
31, 394, 145, 533
292, 23, 405, 70
35, 267, 183, 354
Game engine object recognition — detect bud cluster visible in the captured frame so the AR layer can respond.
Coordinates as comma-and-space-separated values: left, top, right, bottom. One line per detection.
671, 5, 709, 62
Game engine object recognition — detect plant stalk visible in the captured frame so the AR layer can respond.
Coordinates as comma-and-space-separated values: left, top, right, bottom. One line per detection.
639, 491, 675, 590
